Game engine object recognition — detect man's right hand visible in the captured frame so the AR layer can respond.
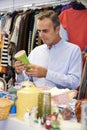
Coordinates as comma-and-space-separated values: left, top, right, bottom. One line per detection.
15, 61, 26, 74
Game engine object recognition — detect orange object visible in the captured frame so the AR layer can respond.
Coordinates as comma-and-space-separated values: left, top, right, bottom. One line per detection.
0, 98, 12, 120
0, 66, 7, 73
75, 99, 87, 122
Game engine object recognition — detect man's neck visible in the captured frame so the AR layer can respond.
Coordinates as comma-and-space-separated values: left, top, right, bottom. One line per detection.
48, 36, 61, 49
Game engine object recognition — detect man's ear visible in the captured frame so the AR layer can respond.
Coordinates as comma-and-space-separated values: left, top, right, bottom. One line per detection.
55, 26, 60, 34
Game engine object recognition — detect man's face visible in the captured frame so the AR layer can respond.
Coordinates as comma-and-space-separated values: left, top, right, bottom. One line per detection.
37, 18, 59, 47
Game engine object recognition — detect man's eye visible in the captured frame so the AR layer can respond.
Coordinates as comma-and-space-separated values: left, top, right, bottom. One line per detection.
43, 30, 49, 33
37, 29, 49, 33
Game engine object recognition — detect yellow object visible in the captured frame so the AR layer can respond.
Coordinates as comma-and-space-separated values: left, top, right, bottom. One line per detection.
16, 82, 41, 120
68, 91, 75, 100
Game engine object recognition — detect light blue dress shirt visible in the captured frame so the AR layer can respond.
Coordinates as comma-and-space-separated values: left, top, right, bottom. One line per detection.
17, 39, 82, 90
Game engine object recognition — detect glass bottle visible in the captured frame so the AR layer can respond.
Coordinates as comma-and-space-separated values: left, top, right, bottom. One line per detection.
37, 92, 51, 122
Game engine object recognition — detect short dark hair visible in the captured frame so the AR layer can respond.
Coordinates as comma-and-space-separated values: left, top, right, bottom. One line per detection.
37, 10, 60, 29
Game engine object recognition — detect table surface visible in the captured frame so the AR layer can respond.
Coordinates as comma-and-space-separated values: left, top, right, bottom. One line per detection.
0, 116, 81, 130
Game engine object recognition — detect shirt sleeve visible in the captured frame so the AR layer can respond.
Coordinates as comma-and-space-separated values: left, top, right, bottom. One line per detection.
46, 47, 82, 90
16, 71, 29, 82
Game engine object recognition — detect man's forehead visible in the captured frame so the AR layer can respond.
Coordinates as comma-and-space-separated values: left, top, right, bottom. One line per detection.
37, 19, 53, 27
37, 18, 52, 24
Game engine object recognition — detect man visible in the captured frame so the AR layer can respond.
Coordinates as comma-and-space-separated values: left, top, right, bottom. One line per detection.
15, 10, 82, 90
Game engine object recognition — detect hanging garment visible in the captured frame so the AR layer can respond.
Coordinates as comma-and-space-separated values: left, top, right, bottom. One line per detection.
59, 8, 87, 51
1, 34, 8, 67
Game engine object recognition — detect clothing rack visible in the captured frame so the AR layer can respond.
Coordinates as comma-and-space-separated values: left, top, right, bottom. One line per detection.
0, 0, 72, 13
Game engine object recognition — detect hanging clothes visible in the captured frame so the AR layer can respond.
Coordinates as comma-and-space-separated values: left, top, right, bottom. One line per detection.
59, 4, 87, 51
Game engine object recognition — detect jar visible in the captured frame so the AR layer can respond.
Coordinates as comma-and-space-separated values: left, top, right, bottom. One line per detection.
16, 81, 41, 120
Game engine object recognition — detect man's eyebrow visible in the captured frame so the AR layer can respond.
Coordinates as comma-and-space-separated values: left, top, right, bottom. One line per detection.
37, 29, 49, 33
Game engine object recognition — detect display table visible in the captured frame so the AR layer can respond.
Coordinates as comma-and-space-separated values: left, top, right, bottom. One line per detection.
0, 116, 81, 130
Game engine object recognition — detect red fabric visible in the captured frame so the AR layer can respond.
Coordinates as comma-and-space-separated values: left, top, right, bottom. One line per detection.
59, 8, 87, 51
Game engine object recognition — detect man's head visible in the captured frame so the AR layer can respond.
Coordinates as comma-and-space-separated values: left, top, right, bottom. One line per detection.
37, 10, 61, 47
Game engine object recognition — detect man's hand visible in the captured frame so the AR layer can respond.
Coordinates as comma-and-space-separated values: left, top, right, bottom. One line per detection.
25, 64, 47, 78
15, 61, 26, 74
